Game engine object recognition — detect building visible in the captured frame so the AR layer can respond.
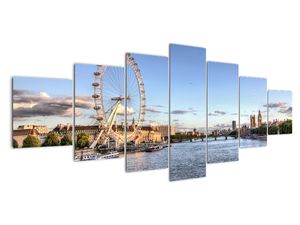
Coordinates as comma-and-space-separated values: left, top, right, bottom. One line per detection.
74, 122, 173, 147
138, 126, 162, 143
240, 125, 250, 136
257, 110, 262, 128
13, 128, 40, 148
151, 125, 175, 139
250, 115, 256, 128
232, 120, 237, 130
17, 124, 48, 135
52, 123, 72, 135
75, 125, 100, 144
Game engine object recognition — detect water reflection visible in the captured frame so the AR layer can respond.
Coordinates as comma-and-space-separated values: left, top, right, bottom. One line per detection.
126, 148, 168, 172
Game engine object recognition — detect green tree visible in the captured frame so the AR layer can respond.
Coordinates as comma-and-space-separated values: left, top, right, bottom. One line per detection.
13, 138, 19, 148
251, 126, 267, 136
43, 132, 60, 146
279, 120, 292, 134
268, 126, 278, 135
23, 135, 41, 148
76, 133, 90, 148
61, 134, 72, 146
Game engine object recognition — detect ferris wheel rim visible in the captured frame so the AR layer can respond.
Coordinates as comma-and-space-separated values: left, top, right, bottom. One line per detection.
126, 53, 146, 141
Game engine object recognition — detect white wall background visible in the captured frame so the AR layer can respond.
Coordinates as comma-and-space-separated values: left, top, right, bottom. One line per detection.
0, 1, 299, 224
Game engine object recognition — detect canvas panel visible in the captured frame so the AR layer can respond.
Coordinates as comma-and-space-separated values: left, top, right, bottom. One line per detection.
74, 64, 125, 161
239, 77, 267, 148
169, 44, 206, 181
207, 62, 239, 163
12, 76, 72, 149
125, 53, 168, 172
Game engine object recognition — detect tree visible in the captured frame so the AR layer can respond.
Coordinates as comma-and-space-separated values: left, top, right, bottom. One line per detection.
76, 133, 90, 148
43, 132, 60, 146
61, 134, 72, 146
23, 135, 41, 148
279, 119, 292, 134
251, 126, 267, 135
268, 126, 278, 135
13, 138, 18, 148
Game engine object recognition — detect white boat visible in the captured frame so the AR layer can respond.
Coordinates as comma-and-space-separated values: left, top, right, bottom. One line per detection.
99, 151, 119, 159
190, 138, 196, 142
145, 145, 163, 152
81, 154, 97, 161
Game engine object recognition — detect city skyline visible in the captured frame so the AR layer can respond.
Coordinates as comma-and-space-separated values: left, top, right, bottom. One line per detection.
268, 90, 292, 122
240, 77, 267, 127
13, 77, 72, 130
170, 44, 206, 132
169, 43, 206, 181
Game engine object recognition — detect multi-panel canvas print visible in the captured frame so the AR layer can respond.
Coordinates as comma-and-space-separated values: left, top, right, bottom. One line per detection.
239, 77, 267, 148
12, 77, 72, 148
74, 64, 125, 161
268, 90, 292, 135
169, 44, 206, 181
125, 53, 168, 172
207, 62, 239, 163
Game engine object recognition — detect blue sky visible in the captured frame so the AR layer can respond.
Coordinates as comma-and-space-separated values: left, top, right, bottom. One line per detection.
13, 77, 72, 130
170, 44, 206, 132
127, 53, 168, 126
240, 77, 267, 126
268, 90, 292, 121
75, 64, 97, 97
207, 62, 238, 130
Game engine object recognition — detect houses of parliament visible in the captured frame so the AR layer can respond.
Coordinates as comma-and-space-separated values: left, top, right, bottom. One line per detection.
250, 110, 262, 128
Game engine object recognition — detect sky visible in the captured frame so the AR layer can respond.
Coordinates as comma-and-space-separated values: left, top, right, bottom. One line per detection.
207, 61, 238, 130
127, 53, 168, 126
240, 77, 267, 126
170, 44, 206, 132
74, 63, 124, 126
13, 76, 72, 130
268, 90, 292, 121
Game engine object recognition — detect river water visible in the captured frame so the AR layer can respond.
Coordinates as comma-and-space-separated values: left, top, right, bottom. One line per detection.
169, 141, 206, 181
207, 137, 239, 163
126, 138, 266, 180
126, 148, 168, 172
239, 138, 267, 148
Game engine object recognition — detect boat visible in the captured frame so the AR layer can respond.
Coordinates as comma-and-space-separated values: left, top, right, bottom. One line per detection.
81, 154, 97, 161
99, 151, 119, 159
145, 145, 163, 152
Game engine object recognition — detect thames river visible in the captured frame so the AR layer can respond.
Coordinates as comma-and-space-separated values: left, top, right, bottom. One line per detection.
239, 138, 267, 148
126, 138, 266, 180
126, 147, 168, 172
207, 137, 239, 163
169, 141, 206, 181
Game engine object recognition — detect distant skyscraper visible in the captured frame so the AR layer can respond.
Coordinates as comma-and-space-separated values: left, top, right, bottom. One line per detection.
258, 110, 262, 128
250, 115, 256, 128
232, 120, 236, 130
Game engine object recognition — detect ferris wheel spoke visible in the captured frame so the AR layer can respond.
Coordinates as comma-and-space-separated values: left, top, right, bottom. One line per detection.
104, 80, 121, 95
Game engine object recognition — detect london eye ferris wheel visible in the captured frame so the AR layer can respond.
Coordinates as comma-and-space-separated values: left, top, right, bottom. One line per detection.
89, 55, 146, 149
